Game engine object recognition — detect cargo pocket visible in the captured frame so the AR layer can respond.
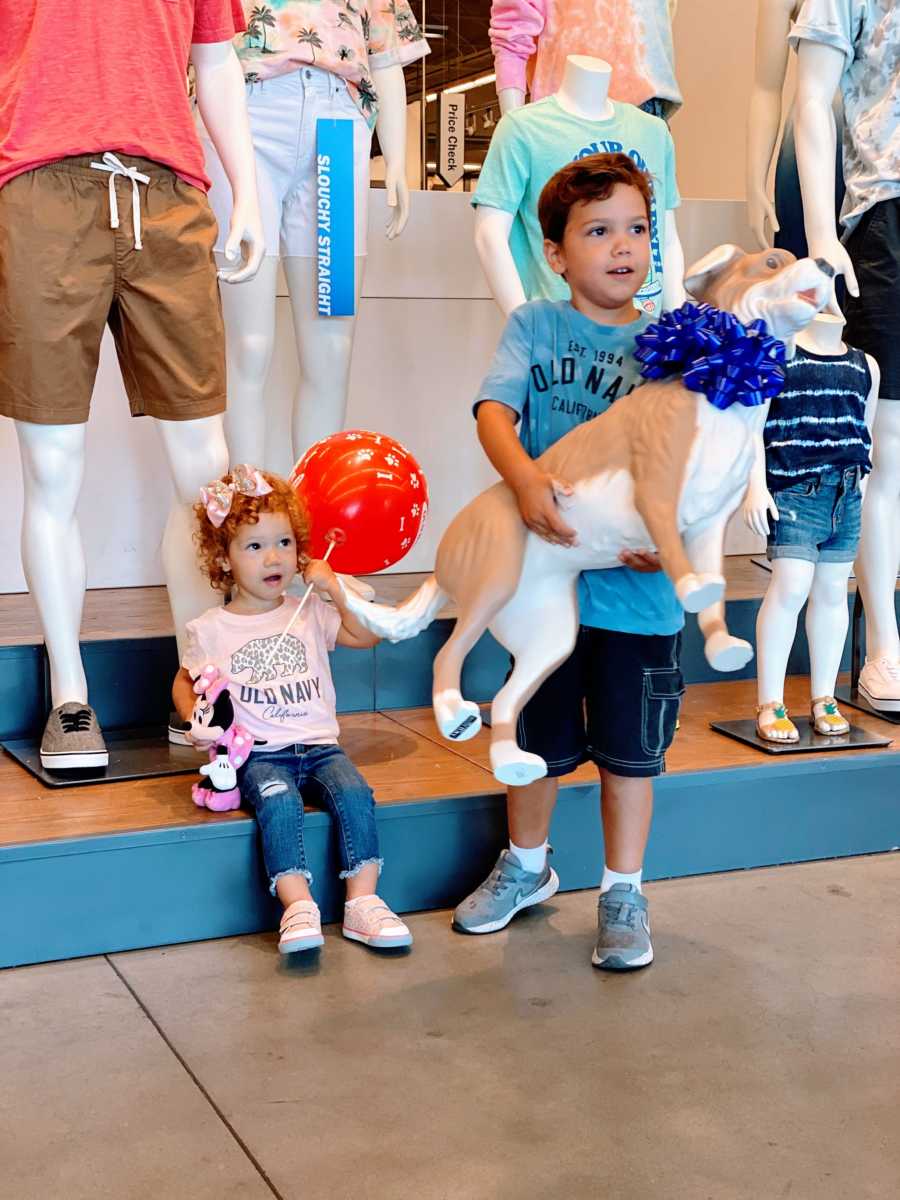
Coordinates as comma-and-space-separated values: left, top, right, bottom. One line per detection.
641, 667, 684, 758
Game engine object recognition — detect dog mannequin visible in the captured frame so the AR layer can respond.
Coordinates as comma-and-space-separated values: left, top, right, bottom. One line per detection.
338, 246, 834, 784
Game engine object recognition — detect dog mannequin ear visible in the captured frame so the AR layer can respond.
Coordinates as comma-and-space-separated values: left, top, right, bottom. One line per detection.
684, 244, 744, 299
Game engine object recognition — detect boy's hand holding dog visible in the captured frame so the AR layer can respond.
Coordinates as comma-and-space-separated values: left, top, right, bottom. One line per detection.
514, 467, 578, 547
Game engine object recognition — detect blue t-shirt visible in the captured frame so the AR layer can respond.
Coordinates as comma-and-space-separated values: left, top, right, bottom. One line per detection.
475, 299, 684, 637
473, 98, 680, 316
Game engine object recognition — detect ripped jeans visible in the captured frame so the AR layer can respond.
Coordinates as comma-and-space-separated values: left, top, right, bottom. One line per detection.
238, 743, 381, 893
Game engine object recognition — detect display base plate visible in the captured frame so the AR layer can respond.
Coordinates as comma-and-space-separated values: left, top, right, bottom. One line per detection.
833, 684, 900, 725
2, 727, 202, 788
709, 718, 890, 755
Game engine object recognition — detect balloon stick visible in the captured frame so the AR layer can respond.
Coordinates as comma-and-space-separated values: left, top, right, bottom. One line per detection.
262, 530, 345, 677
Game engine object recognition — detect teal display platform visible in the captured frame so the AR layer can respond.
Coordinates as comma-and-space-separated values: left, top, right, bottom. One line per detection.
2, 743, 898, 969
5, 590, 897, 743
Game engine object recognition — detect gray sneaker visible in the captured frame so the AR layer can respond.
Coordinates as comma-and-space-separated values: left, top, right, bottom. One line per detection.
592, 883, 653, 971
452, 849, 560, 934
40, 703, 109, 770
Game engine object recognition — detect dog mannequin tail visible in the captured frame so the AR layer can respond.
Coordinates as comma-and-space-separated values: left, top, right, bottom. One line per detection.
337, 575, 447, 644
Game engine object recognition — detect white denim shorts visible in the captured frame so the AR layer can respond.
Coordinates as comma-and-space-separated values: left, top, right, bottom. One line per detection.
201, 67, 372, 259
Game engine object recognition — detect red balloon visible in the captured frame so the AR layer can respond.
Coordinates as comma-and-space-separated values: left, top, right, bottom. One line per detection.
289, 430, 429, 574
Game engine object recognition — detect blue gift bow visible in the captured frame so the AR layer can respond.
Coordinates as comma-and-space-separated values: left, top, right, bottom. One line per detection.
634, 302, 787, 410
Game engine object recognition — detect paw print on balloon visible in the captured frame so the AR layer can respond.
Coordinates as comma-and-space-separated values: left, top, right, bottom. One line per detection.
400, 537, 412, 550
385, 453, 400, 467
411, 503, 421, 518
344, 432, 362, 441
409, 473, 420, 490
357, 448, 374, 462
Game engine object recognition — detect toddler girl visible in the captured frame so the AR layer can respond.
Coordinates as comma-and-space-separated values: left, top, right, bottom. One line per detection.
172, 465, 412, 954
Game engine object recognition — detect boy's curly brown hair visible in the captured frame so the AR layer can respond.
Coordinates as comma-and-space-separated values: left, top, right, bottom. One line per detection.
538, 152, 653, 245
193, 469, 311, 593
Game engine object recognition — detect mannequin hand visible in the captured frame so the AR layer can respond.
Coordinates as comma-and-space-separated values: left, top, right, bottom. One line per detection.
619, 549, 662, 573
514, 472, 577, 546
743, 484, 779, 537
385, 163, 410, 239
219, 197, 265, 284
807, 234, 859, 307
747, 189, 779, 251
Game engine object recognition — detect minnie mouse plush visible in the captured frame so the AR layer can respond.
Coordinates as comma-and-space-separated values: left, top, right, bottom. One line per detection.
189, 665, 260, 812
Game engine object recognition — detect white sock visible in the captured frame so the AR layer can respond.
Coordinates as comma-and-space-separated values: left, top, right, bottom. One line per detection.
509, 840, 548, 873
600, 865, 642, 894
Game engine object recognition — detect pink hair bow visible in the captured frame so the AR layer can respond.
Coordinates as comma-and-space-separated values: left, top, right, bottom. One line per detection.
199, 464, 272, 527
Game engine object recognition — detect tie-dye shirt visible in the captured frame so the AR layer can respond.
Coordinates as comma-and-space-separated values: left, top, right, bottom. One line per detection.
790, 0, 900, 234
234, 1, 428, 124
489, 0, 681, 118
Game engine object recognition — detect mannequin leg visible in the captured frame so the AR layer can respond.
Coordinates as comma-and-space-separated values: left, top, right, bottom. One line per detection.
14, 422, 89, 706
855, 402, 900, 662
806, 562, 853, 699
214, 254, 280, 467
755, 558, 816, 738
282, 256, 365, 460
156, 415, 229, 653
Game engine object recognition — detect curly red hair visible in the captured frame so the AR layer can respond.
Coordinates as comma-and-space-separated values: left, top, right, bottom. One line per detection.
193, 469, 311, 593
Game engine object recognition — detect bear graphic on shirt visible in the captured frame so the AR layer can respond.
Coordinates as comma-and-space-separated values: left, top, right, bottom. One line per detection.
230, 634, 308, 685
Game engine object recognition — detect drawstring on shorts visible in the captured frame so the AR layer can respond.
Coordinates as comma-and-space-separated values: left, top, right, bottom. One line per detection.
90, 152, 150, 250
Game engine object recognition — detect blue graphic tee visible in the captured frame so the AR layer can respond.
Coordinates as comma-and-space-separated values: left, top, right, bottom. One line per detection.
473, 97, 680, 316
474, 299, 684, 636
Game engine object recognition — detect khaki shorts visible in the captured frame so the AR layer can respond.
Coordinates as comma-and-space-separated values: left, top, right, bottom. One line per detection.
0, 155, 226, 425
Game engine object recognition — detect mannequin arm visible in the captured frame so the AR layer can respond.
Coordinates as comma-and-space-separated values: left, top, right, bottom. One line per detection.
474, 205, 528, 315
498, 88, 527, 115
372, 63, 410, 239
192, 41, 264, 284
742, 430, 779, 537
864, 355, 881, 443
490, 0, 546, 101
794, 40, 856, 297
662, 210, 686, 311
746, 0, 796, 248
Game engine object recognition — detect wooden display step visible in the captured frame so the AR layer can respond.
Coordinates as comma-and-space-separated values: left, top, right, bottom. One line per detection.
2, 677, 899, 968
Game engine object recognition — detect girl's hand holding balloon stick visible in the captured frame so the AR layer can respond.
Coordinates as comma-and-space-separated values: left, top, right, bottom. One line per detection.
262, 529, 347, 676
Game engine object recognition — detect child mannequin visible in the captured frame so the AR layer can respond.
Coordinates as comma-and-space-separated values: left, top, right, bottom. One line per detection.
744, 314, 880, 740
172, 467, 412, 954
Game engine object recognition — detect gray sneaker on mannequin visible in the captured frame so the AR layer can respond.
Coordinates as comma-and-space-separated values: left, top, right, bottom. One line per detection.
592, 883, 653, 970
40, 702, 109, 770
452, 849, 560, 934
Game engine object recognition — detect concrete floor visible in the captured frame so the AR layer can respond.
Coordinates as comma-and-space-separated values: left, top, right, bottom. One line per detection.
2, 855, 898, 1200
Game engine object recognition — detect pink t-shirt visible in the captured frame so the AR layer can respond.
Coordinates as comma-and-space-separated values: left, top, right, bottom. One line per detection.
183, 596, 343, 750
0, 0, 246, 192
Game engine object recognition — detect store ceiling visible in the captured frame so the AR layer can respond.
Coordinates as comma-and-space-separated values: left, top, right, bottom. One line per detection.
404, 0, 494, 98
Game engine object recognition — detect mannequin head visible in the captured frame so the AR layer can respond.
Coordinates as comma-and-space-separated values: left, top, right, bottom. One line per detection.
194, 469, 310, 602
540, 153, 652, 321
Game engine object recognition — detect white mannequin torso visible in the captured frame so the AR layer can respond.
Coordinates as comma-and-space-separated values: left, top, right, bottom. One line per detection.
553, 56, 614, 121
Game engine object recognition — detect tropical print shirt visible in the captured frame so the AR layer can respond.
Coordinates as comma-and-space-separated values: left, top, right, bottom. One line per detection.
236, 1, 429, 124
791, 0, 900, 234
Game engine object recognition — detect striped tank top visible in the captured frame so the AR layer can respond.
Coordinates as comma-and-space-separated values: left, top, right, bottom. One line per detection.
763, 345, 872, 489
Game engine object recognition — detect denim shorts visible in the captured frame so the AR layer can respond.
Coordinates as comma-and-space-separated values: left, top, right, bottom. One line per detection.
767, 467, 862, 564
514, 627, 684, 779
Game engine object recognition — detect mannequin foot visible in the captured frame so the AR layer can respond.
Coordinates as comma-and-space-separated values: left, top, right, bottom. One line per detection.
755, 701, 799, 744
675, 572, 725, 613
40, 703, 109, 770
704, 629, 753, 672
858, 657, 900, 713
810, 696, 850, 737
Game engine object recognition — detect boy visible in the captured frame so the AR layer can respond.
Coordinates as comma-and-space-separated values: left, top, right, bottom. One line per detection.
454, 153, 684, 970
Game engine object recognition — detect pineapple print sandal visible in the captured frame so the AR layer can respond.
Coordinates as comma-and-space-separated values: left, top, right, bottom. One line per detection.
756, 700, 799, 743
811, 696, 850, 736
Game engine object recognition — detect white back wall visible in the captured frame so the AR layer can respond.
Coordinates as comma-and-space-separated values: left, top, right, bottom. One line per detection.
0, 190, 763, 596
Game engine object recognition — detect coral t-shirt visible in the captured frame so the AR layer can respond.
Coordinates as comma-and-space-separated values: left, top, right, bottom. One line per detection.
183, 595, 343, 750
0, 0, 246, 192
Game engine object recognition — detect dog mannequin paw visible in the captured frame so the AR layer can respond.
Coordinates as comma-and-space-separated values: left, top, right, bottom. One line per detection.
704, 629, 753, 672
434, 693, 482, 741
675, 572, 726, 613
490, 740, 548, 786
